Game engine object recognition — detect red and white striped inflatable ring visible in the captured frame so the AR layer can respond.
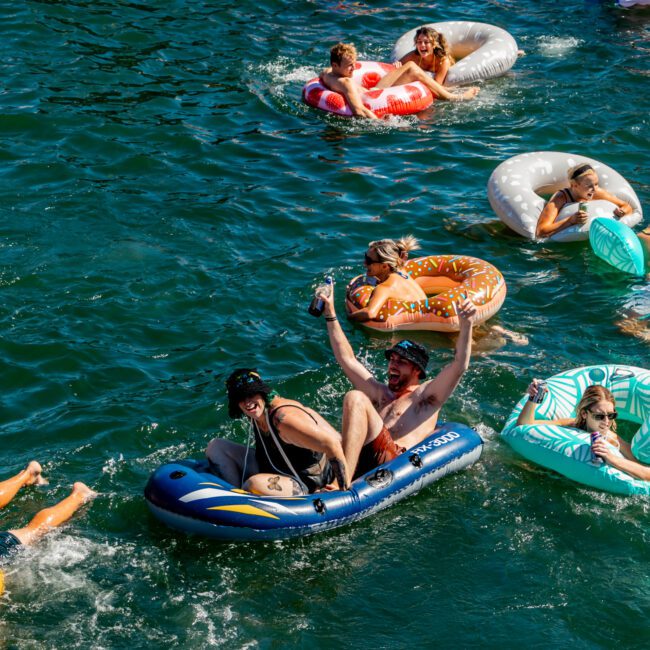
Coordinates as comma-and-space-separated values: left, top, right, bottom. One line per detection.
302, 61, 434, 117
345, 255, 507, 332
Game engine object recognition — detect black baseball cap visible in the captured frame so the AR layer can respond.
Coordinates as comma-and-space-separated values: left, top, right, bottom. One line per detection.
225, 368, 272, 418
384, 340, 429, 379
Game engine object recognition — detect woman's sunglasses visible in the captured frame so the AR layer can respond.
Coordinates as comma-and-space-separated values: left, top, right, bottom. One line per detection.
364, 252, 380, 266
588, 410, 618, 421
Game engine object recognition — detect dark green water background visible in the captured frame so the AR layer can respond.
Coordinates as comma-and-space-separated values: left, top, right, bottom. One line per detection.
1, 0, 649, 647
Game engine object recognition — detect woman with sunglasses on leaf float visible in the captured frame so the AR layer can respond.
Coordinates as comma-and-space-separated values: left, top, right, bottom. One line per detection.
347, 236, 426, 323
206, 370, 349, 496
517, 383, 650, 480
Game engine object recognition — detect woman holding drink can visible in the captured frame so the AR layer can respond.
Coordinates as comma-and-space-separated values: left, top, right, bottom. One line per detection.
535, 163, 634, 239
516, 382, 650, 480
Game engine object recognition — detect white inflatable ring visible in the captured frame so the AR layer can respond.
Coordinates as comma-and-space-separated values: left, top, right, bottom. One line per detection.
302, 61, 433, 117
487, 151, 643, 242
391, 21, 519, 86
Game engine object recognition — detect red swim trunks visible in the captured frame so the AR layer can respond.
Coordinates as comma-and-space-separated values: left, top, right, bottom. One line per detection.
354, 426, 406, 479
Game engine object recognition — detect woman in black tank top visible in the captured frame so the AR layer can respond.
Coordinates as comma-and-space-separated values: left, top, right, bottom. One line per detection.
536, 162, 633, 239
205, 369, 349, 496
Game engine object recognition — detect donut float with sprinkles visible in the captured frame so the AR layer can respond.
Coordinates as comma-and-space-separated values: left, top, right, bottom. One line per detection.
302, 61, 434, 118
345, 254, 507, 332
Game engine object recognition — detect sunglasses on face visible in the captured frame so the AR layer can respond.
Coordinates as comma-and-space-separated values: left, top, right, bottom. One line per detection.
588, 410, 618, 421
364, 252, 380, 266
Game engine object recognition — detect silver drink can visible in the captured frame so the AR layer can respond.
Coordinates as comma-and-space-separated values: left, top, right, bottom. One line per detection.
591, 431, 603, 465
531, 380, 548, 404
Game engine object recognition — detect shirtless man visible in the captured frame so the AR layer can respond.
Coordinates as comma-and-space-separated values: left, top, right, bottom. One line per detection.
318, 285, 477, 482
320, 43, 479, 120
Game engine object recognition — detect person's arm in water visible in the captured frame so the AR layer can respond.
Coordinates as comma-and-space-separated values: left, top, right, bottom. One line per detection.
273, 408, 350, 490
593, 188, 633, 218
318, 284, 386, 401
419, 299, 476, 407
516, 380, 575, 426
536, 192, 588, 238
592, 436, 650, 481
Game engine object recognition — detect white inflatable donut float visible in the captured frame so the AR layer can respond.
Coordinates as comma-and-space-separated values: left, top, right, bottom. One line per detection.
391, 21, 519, 86
302, 61, 433, 117
487, 151, 643, 242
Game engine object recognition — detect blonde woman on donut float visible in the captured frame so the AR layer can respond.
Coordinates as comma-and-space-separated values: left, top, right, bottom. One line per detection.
536, 162, 635, 239
345, 238, 511, 334
348, 237, 427, 322
318, 42, 479, 120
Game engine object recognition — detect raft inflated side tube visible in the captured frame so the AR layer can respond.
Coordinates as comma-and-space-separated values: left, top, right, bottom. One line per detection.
302, 61, 433, 117
391, 21, 519, 86
589, 218, 645, 276
145, 423, 482, 541
502, 365, 650, 495
487, 151, 643, 241
0, 569, 4, 596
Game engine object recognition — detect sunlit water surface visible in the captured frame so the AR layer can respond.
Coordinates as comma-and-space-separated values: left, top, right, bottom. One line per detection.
1, 1, 649, 647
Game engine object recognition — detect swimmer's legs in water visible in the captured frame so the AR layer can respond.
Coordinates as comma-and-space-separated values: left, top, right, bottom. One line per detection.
9, 482, 97, 546
616, 316, 650, 344
0, 461, 48, 509
489, 325, 529, 346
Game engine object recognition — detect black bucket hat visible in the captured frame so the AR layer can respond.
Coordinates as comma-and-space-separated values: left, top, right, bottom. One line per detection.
384, 340, 429, 379
225, 368, 272, 419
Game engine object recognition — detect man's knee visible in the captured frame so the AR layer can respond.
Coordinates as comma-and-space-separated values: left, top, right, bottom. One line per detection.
343, 389, 372, 411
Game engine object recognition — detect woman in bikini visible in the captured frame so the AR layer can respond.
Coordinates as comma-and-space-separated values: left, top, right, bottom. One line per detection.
517, 383, 650, 480
206, 369, 349, 495
347, 236, 427, 323
397, 26, 455, 85
535, 162, 633, 239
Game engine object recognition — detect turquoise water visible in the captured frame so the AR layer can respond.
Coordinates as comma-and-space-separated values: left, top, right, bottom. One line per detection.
1, 0, 649, 646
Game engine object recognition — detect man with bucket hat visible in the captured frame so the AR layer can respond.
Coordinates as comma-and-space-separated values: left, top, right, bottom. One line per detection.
318, 285, 477, 484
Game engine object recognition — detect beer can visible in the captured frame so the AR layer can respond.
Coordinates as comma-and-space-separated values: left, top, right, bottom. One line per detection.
591, 431, 603, 465
531, 380, 548, 404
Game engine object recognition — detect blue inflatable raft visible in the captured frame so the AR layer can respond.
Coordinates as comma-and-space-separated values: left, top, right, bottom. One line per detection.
145, 422, 483, 541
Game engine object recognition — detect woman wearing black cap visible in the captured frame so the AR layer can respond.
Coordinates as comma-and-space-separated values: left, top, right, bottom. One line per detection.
535, 162, 633, 239
206, 369, 349, 495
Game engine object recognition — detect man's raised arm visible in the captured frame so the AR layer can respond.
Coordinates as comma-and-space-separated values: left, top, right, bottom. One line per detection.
421, 299, 477, 408
318, 283, 382, 396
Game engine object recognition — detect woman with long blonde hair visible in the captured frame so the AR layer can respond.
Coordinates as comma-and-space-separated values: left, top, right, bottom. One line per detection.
517, 382, 650, 480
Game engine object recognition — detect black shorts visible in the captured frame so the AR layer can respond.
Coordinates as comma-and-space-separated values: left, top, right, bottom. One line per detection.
0, 531, 22, 561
